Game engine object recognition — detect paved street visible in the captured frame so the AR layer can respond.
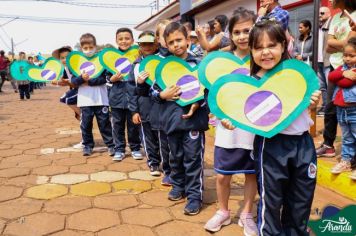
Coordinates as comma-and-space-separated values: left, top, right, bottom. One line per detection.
0, 83, 353, 236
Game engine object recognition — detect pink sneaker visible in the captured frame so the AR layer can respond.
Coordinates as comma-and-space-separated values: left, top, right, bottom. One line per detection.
238, 213, 258, 236
331, 160, 352, 174
204, 210, 231, 232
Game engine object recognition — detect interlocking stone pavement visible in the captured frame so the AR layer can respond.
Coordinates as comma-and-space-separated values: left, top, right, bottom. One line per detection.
0, 83, 354, 235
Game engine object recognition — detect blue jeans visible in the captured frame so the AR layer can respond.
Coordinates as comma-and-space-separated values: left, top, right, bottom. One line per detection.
317, 63, 330, 109
336, 106, 356, 161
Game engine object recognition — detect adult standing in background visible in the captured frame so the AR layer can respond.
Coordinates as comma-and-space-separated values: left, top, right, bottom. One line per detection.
294, 20, 313, 63
317, 6, 332, 116
0, 50, 9, 92
257, 0, 289, 31
196, 15, 230, 52
316, 0, 356, 157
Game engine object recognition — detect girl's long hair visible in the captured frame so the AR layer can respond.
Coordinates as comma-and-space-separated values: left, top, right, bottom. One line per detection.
248, 19, 290, 75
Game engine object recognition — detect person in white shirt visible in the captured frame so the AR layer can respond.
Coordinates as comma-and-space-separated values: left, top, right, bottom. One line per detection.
70, 33, 114, 157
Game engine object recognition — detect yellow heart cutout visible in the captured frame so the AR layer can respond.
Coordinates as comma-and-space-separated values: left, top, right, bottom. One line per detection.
100, 46, 139, 79
67, 51, 104, 79
198, 51, 250, 89
208, 59, 319, 137
156, 56, 205, 106
25, 57, 63, 82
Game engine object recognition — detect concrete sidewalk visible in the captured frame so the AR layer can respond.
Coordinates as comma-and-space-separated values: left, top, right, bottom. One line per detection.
0, 83, 354, 236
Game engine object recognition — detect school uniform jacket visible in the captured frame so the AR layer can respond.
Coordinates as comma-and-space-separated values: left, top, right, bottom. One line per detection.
152, 53, 209, 135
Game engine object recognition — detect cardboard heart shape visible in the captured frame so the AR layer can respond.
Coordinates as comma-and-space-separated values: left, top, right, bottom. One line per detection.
25, 57, 64, 82
10, 60, 30, 81
198, 51, 250, 89
208, 59, 319, 138
66, 51, 103, 79
100, 46, 139, 80
155, 56, 205, 107
139, 55, 163, 85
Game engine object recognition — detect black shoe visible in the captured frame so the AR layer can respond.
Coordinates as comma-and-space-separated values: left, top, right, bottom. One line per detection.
168, 189, 184, 201
184, 199, 202, 215
149, 165, 161, 176
83, 146, 93, 156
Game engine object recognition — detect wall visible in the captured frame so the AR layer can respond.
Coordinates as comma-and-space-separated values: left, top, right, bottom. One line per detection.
194, 0, 256, 27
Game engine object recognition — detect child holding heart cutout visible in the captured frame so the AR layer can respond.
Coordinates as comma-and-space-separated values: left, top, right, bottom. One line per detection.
70, 33, 115, 157
126, 31, 171, 180
108, 28, 142, 161
154, 22, 209, 216
222, 19, 320, 235
204, 8, 258, 235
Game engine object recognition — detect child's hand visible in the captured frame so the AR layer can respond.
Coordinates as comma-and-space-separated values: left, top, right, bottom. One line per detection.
110, 72, 123, 82
343, 70, 356, 81
159, 85, 181, 100
195, 25, 204, 37
82, 72, 90, 81
295, 55, 303, 61
221, 118, 236, 130
309, 90, 321, 108
137, 71, 149, 84
182, 102, 199, 119
132, 113, 141, 124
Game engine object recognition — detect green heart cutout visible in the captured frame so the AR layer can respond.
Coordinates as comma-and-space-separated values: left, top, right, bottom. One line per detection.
99, 46, 139, 80
24, 57, 64, 82
139, 55, 163, 86
66, 51, 104, 79
208, 59, 319, 138
155, 56, 205, 107
10, 60, 30, 81
198, 51, 250, 89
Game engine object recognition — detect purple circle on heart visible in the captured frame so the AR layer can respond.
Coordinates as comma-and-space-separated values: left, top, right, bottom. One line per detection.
80, 61, 95, 76
41, 69, 56, 81
115, 58, 132, 74
231, 68, 249, 75
244, 91, 282, 126
176, 75, 200, 100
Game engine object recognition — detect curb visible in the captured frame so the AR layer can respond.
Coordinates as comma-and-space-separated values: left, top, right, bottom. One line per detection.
317, 160, 356, 200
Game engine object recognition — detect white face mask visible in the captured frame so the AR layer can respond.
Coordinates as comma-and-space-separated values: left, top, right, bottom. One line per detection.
83, 48, 96, 57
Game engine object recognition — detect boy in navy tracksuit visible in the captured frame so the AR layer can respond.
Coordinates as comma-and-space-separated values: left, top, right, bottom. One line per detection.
153, 22, 209, 215
70, 33, 115, 157
127, 31, 171, 181
108, 28, 142, 161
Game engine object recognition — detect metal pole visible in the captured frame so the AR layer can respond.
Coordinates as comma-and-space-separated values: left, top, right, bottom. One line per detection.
11, 37, 14, 56
310, 0, 321, 137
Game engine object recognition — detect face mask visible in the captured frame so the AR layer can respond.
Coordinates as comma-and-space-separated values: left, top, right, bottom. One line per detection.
83, 48, 96, 57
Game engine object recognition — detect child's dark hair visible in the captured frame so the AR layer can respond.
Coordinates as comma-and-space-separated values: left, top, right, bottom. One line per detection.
28, 56, 33, 60
80, 33, 96, 46
59, 47, 72, 55
163, 22, 188, 41
116, 27, 134, 39
214, 15, 228, 32
19, 51, 25, 55
229, 7, 257, 51
248, 20, 289, 75
0, 50, 4, 56
345, 37, 356, 50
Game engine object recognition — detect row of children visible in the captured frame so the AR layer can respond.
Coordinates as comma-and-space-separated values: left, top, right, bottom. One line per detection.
52, 7, 326, 236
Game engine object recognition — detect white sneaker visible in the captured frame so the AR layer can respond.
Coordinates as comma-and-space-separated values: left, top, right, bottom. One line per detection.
204, 210, 231, 232
73, 141, 84, 149
238, 213, 258, 236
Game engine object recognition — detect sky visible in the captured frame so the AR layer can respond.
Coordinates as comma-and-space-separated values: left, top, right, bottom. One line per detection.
0, 0, 168, 55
